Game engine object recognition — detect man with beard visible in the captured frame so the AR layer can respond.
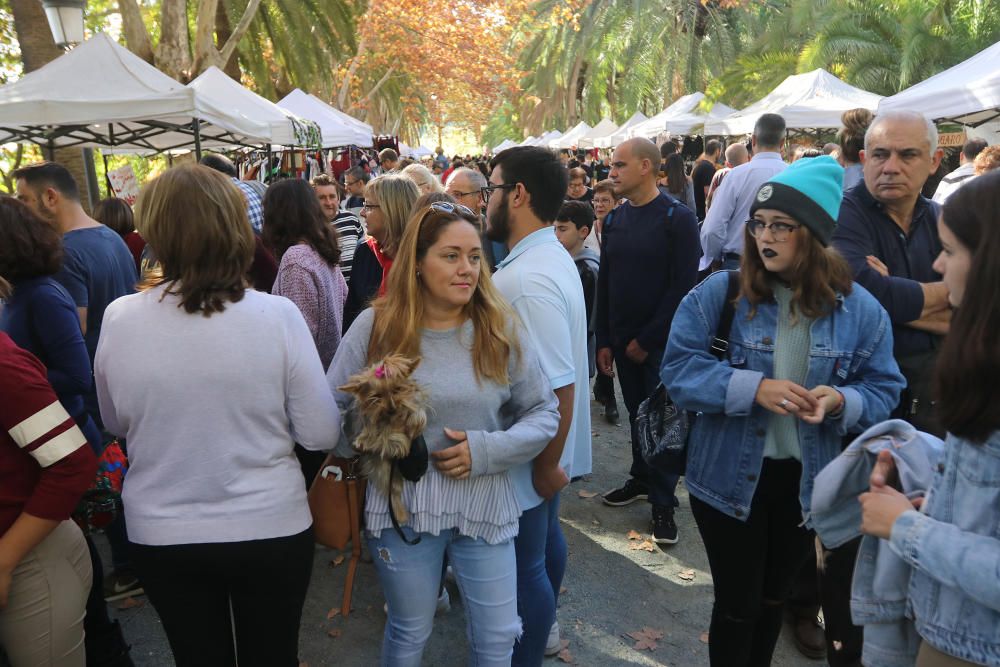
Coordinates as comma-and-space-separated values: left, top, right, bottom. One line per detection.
445, 166, 507, 270
311, 174, 364, 285
486, 146, 590, 662
596, 137, 700, 545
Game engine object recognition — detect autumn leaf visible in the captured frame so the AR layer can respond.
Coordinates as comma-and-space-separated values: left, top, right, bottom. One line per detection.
626, 627, 664, 651
700, 632, 710, 644
626, 529, 642, 540
327, 628, 342, 639
678, 569, 696, 581
559, 586, 568, 594
577, 489, 598, 499
330, 555, 345, 567
629, 539, 656, 552
117, 597, 145, 610
326, 607, 340, 620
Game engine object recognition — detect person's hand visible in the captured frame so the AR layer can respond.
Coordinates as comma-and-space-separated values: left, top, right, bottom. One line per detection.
869, 449, 898, 489
866, 255, 890, 277
0, 565, 12, 610
597, 347, 615, 377
432, 428, 472, 480
754, 379, 819, 416
532, 462, 570, 500
625, 339, 648, 364
799, 385, 844, 424
859, 484, 915, 539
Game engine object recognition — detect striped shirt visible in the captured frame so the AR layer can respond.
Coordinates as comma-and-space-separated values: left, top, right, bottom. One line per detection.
331, 212, 364, 285
1, 332, 95, 534
326, 309, 560, 544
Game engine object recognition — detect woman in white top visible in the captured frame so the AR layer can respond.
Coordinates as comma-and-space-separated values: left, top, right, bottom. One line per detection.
95, 164, 340, 667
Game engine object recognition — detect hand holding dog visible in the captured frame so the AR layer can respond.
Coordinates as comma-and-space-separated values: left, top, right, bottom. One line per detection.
433, 428, 472, 480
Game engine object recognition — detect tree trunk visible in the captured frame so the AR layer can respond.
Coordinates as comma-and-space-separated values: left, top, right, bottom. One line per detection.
191, 0, 220, 74
9, 0, 95, 212
157, 0, 192, 80
117, 0, 155, 62
215, 1, 242, 80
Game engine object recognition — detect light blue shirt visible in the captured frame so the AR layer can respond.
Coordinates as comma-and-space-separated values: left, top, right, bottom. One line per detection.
494, 227, 592, 510
699, 152, 786, 269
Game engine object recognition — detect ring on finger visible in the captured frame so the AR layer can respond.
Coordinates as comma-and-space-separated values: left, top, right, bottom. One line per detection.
779, 398, 789, 408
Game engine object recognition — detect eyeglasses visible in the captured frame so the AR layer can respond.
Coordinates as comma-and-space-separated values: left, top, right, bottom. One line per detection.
345, 179, 360, 187
746, 219, 802, 242
362, 202, 380, 211
480, 183, 516, 204
447, 189, 480, 198
429, 201, 476, 217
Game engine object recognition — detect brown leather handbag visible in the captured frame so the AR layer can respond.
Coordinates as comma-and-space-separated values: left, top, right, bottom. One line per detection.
308, 454, 366, 617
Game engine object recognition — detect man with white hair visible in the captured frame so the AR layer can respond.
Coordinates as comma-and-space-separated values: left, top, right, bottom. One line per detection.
705, 143, 749, 212
445, 166, 507, 269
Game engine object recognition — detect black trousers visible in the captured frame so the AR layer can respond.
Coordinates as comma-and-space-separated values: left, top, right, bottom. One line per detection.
613, 346, 678, 507
129, 527, 314, 667
691, 459, 815, 667
820, 537, 864, 666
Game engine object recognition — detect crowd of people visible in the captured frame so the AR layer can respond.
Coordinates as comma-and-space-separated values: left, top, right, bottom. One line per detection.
0, 105, 998, 667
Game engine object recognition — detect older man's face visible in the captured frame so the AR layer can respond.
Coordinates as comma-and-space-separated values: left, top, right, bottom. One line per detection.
445, 173, 483, 212
861, 118, 942, 206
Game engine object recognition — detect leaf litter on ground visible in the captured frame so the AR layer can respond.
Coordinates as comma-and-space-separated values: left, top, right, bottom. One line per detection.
625, 627, 664, 651
629, 539, 656, 552
577, 489, 599, 499
677, 568, 696, 581
626, 529, 642, 540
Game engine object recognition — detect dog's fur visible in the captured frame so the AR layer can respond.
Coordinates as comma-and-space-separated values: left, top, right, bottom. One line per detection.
339, 355, 427, 523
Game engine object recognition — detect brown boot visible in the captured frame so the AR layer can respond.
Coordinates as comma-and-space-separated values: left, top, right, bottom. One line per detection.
793, 615, 827, 660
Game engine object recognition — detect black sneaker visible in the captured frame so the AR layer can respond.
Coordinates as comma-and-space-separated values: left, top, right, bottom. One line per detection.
103, 570, 144, 602
604, 400, 620, 425
651, 505, 678, 544
602, 479, 648, 506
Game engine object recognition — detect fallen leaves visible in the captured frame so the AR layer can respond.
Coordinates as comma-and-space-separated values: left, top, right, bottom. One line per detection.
329, 555, 345, 567
116, 597, 144, 610
327, 628, 342, 639
559, 585, 568, 594
326, 607, 340, 620
625, 627, 664, 651
699, 631, 710, 644
577, 489, 599, 499
629, 539, 656, 552
557, 639, 574, 664
626, 529, 642, 540
677, 569, 696, 581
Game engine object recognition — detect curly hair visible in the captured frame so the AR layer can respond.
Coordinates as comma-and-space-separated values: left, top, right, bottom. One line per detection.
0, 196, 63, 281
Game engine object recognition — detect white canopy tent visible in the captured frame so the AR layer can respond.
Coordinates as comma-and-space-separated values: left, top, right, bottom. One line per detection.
662, 102, 737, 136
276, 89, 373, 148
877, 40, 1000, 126
630, 93, 710, 139
519, 135, 538, 146
595, 111, 648, 148
0, 33, 284, 153
492, 138, 517, 153
187, 67, 319, 147
704, 69, 882, 135
552, 122, 592, 149
576, 118, 618, 148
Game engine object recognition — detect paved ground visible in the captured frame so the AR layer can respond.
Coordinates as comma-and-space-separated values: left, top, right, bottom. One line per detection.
100, 388, 822, 666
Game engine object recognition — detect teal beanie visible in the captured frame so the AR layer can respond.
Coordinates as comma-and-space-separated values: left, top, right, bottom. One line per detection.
749, 154, 845, 246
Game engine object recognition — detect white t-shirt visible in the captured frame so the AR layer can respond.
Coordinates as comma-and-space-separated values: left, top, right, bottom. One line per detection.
493, 227, 592, 510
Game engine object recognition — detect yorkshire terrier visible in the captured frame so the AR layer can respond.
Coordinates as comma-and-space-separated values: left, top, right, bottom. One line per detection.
339, 354, 428, 525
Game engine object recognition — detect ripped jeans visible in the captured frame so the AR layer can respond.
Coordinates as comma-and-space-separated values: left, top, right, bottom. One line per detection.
368, 526, 519, 667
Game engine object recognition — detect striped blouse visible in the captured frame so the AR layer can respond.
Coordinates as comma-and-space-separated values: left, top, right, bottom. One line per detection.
326, 308, 559, 544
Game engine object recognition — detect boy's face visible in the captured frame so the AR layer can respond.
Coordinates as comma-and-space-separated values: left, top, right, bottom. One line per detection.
554, 220, 588, 252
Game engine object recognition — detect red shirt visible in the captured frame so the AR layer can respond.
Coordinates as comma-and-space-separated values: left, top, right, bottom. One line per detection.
124, 231, 146, 275
0, 333, 96, 535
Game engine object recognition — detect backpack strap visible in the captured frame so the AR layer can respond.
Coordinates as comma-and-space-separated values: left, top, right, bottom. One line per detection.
709, 271, 740, 360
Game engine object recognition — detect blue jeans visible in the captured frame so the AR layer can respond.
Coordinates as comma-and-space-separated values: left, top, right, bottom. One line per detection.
512, 496, 567, 667
368, 527, 518, 667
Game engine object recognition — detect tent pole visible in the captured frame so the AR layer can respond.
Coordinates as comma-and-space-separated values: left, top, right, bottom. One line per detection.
266, 143, 272, 183
102, 152, 112, 197
193, 119, 203, 161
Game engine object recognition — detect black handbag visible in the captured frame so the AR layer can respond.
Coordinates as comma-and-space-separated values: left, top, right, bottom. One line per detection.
638, 271, 740, 475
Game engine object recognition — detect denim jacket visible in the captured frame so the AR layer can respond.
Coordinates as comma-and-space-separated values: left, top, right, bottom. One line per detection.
891, 429, 1000, 665
661, 271, 904, 524
812, 420, 944, 667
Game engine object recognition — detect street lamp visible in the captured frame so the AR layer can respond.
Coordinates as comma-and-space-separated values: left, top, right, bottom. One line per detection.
42, 0, 86, 49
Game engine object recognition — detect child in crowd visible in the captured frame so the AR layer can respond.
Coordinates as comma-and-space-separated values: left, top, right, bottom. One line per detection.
555, 201, 602, 426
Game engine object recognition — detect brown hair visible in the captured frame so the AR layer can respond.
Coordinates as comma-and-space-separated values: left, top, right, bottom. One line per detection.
935, 170, 1000, 442
93, 197, 135, 237
740, 223, 853, 319
838, 108, 873, 164
368, 204, 518, 384
972, 145, 1000, 176
568, 167, 588, 183
262, 178, 341, 266
592, 179, 616, 198
0, 196, 64, 280
135, 164, 254, 316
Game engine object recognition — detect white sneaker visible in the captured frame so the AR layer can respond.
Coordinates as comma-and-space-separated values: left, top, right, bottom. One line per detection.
436, 587, 451, 615
544, 621, 561, 656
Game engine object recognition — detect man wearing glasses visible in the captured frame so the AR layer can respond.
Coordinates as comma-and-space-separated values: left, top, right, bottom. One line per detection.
342, 166, 368, 212
700, 113, 787, 271
446, 167, 507, 269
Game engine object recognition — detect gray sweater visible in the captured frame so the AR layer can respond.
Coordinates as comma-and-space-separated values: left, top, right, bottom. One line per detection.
327, 308, 560, 544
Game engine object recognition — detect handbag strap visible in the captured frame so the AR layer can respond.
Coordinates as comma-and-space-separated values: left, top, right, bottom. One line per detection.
341, 476, 362, 618
709, 271, 741, 361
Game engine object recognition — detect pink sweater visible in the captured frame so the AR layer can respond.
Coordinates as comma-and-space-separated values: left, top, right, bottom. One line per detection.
272, 244, 347, 370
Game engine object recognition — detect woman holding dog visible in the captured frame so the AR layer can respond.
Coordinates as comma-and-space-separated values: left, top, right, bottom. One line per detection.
327, 201, 560, 667
661, 156, 904, 666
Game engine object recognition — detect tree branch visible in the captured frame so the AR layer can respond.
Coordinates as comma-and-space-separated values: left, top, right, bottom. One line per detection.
218, 0, 264, 66
346, 66, 396, 113
191, 0, 219, 74
116, 0, 154, 63
337, 33, 368, 109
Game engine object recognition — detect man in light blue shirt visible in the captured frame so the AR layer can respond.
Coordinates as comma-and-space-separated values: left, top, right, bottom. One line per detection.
487, 146, 591, 662
700, 113, 788, 271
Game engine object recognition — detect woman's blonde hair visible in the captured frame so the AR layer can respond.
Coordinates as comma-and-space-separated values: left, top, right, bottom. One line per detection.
135, 164, 254, 316
367, 205, 519, 384
365, 174, 420, 257
401, 163, 444, 194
